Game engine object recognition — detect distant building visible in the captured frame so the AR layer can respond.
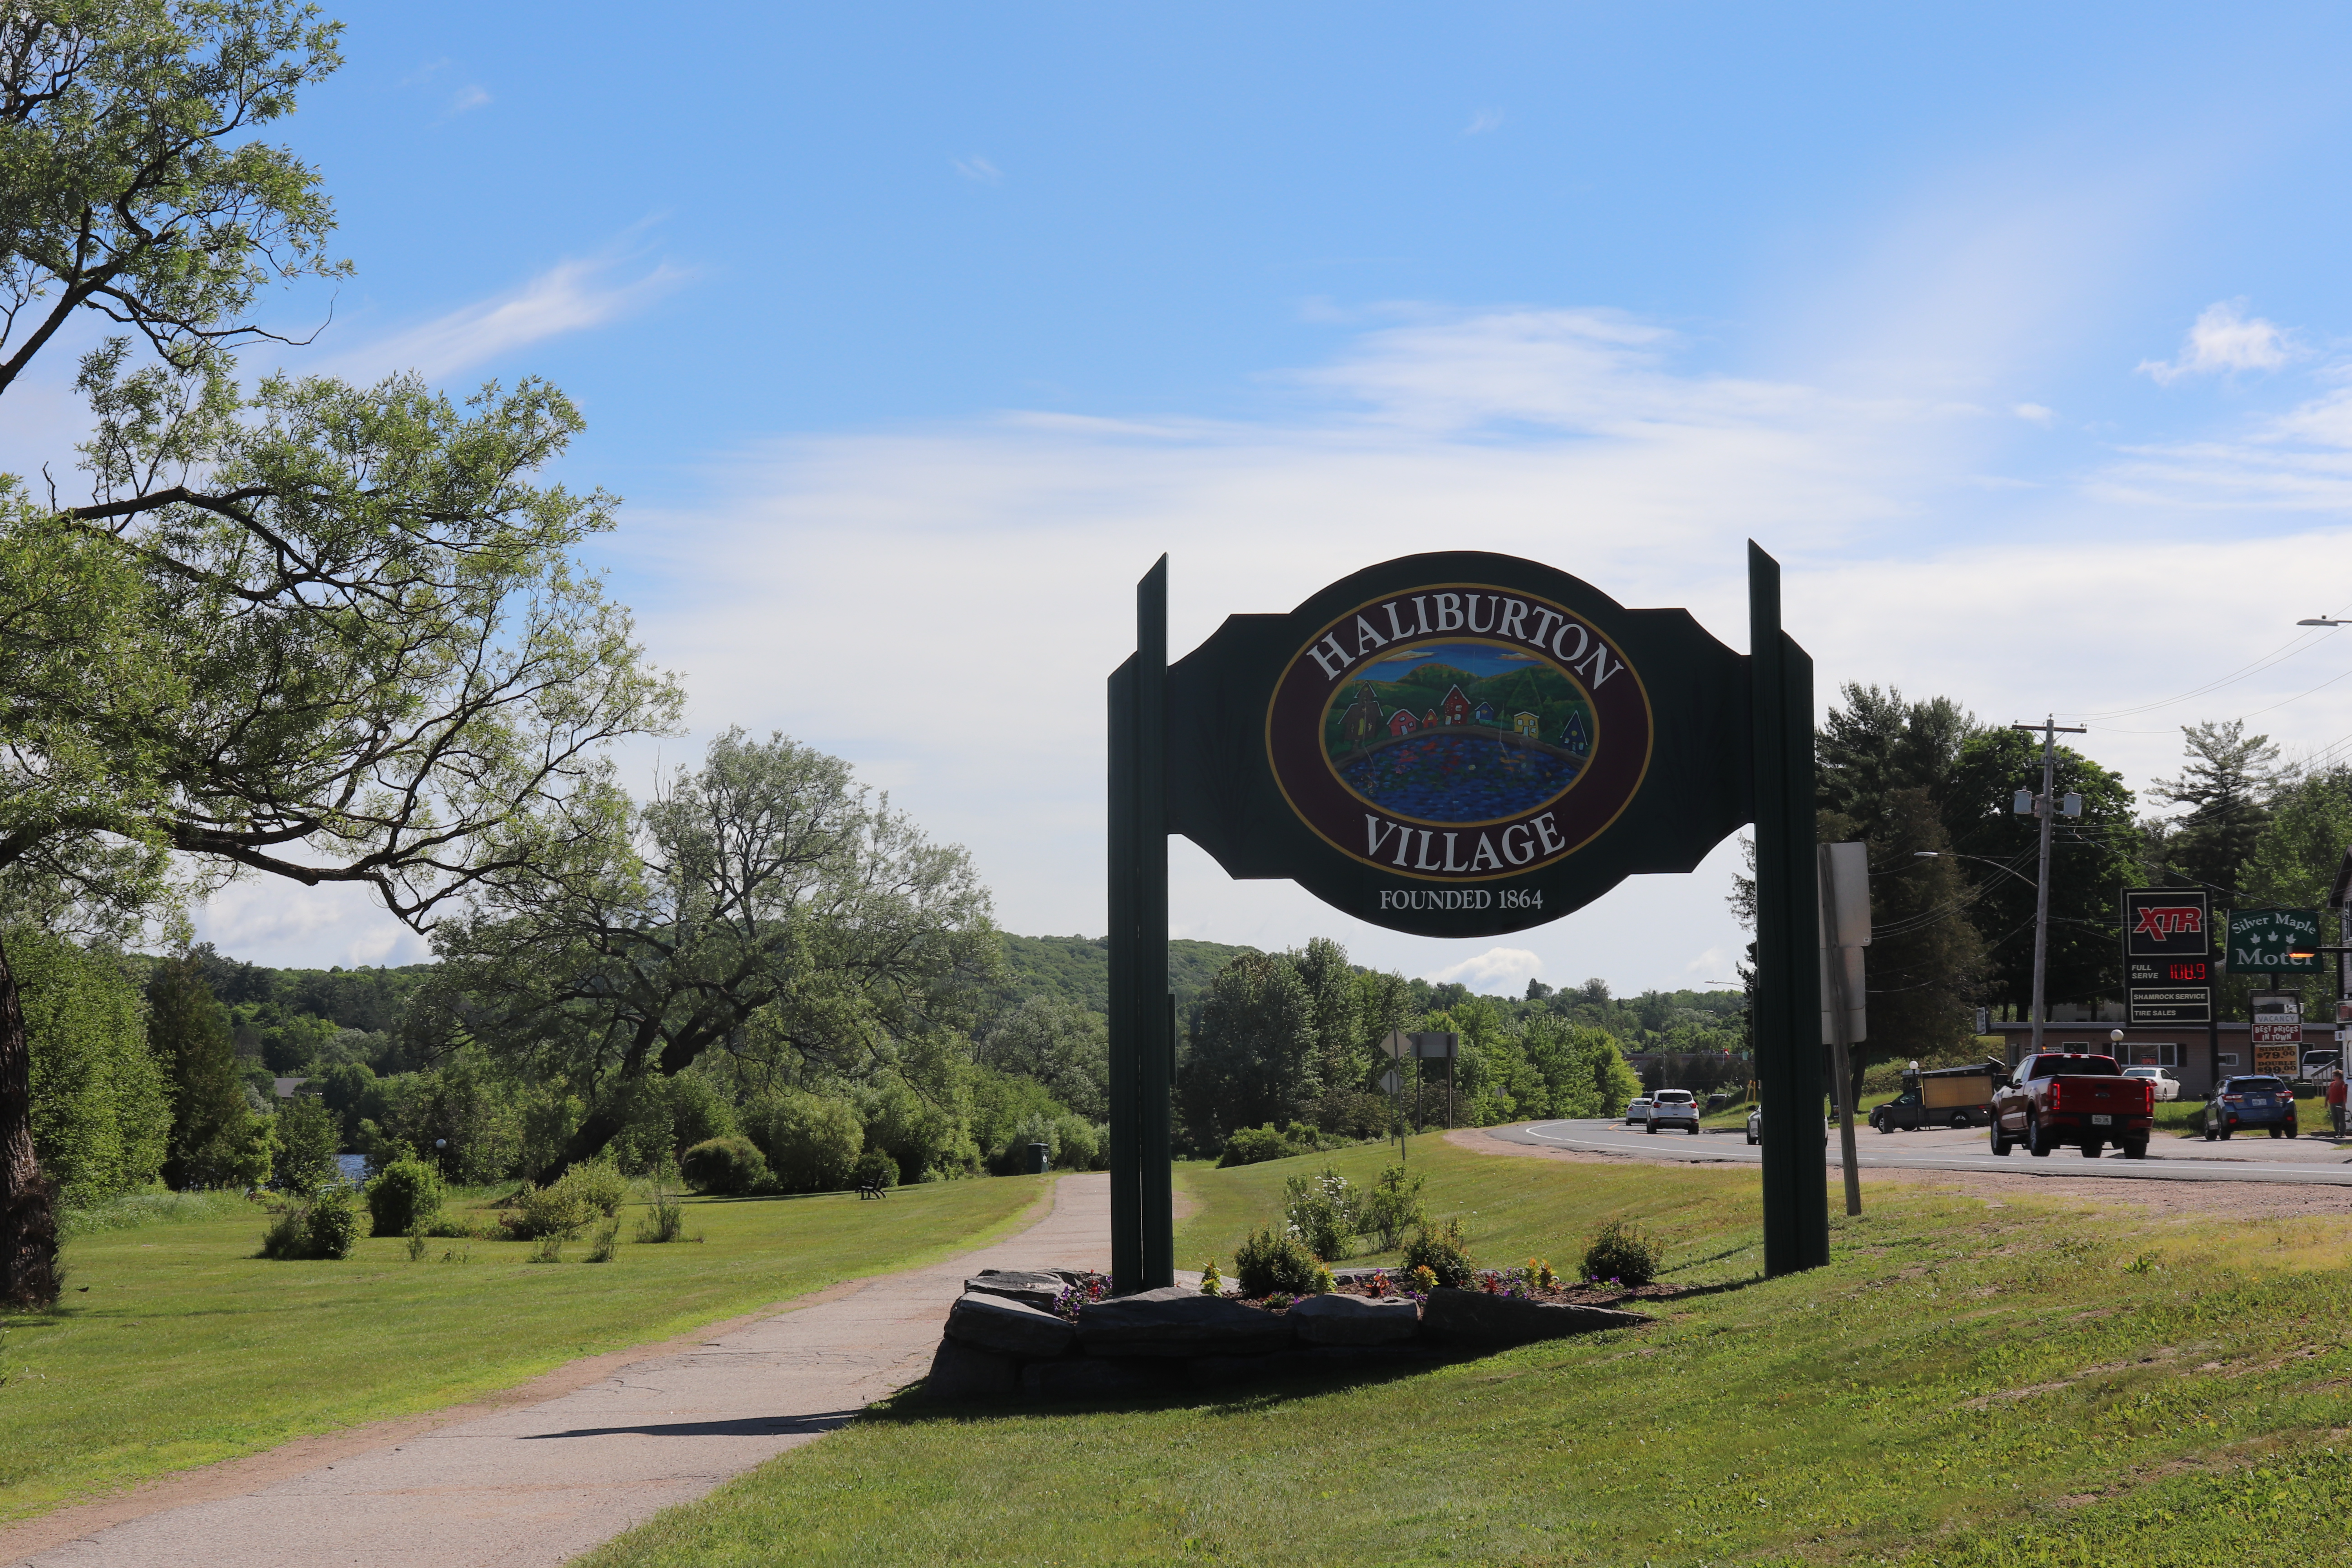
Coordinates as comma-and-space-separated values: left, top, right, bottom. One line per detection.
1441, 686, 1471, 726
1474, 701, 1495, 724
1423, 709, 1439, 728
1388, 708, 1419, 737
1514, 711, 1541, 738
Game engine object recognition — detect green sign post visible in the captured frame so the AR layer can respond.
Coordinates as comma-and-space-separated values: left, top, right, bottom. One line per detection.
2227, 908, 2323, 973
1105, 544, 1826, 1292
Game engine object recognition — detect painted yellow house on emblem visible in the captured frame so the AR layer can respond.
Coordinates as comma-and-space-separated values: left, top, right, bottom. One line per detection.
1513, 711, 1541, 738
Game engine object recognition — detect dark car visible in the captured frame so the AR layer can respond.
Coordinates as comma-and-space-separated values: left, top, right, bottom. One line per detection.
2205, 1075, 2299, 1140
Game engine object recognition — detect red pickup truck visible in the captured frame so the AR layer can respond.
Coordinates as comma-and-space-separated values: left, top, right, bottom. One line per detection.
1990, 1053, 2154, 1160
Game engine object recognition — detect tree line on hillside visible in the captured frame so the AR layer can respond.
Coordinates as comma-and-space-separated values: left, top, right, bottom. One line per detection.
1769, 686, 2351, 1097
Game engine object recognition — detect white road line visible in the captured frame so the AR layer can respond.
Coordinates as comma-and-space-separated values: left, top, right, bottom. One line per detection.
1499, 1121, 2352, 1186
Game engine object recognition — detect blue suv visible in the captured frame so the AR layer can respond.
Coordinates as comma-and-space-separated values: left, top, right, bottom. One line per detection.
2206, 1076, 2298, 1140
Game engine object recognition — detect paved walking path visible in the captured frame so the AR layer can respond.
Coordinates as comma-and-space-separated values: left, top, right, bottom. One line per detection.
7, 1174, 1110, 1568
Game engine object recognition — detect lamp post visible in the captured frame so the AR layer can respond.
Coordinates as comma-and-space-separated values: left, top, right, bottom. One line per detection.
2009, 718, 2088, 1054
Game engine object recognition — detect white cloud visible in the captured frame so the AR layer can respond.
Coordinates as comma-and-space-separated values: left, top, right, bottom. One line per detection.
2136, 299, 2294, 385
1424, 947, 1542, 992
318, 251, 688, 383
448, 84, 492, 115
1462, 109, 1504, 136
191, 880, 432, 970
2013, 402, 2056, 425
953, 155, 1003, 183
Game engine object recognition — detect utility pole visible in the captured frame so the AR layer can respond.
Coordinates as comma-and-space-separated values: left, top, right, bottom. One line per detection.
2010, 717, 2087, 1055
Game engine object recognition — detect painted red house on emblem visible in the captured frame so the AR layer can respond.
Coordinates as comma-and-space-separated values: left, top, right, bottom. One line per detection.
1387, 709, 1419, 736
1441, 686, 1471, 725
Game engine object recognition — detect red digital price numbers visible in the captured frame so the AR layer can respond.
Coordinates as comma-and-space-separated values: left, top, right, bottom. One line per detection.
2167, 960, 2209, 982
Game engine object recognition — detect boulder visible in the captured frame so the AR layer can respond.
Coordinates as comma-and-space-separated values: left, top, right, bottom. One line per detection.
964, 1269, 1069, 1312
923, 1336, 1018, 1399
1288, 1292, 1420, 1346
944, 1290, 1076, 1358
1419, 1288, 1649, 1349
1020, 1356, 1177, 1401
1075, 1285, 1294, 1359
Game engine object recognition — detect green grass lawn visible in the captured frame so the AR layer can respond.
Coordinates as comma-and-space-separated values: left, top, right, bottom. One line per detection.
0, 1175, 1050, 1524
579, 1136, 2352, 1566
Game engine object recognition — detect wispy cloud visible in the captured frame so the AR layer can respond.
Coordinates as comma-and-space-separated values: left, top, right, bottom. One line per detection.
2137, 299, 2295, 385
953, 154, 1003, 184
2013, 402, 2056, 425
448, 84, 492, 116
1462, 108, 1505, 136
320, 250, 689, 383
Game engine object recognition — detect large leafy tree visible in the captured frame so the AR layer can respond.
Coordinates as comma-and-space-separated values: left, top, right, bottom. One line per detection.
1943, 730, 2138, 1017
410, 730, 998, 1176
0, 2, 679, 1305
1176, 951, 1317, 1144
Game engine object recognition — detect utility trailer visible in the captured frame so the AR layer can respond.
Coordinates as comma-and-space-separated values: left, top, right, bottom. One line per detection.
1869, 1060, 2003, 1132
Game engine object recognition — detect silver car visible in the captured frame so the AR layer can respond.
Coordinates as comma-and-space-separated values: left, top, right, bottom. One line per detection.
1625, 1096, 1653, 1126
1746, 1105, 1762, 1145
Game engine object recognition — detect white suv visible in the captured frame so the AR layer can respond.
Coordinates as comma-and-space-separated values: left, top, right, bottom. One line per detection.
2121, 1066, 2180, 1103
1647, 1089, 1701, 1134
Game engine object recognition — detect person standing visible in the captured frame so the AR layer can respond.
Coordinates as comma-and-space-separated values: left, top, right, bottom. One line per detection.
2327, 1070, 2347, 1138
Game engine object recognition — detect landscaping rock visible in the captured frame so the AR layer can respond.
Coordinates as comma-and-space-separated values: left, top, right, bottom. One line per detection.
1287, 1292, 1419, 1346
945, 1290, 1075, 1358
1419, 1288, 1649, 1348
964, 1269, 1069, 1311
923, 1336, 1018, 1399
1075, 1285, 1294, 1358
1019, 1355, 1177, 1401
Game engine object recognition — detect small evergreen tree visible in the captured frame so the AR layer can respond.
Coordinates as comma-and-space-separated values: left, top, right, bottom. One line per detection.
149, 957, 271, 1190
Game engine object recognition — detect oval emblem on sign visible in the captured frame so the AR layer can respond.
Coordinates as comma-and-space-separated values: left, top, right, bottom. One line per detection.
1265, 583, 1654, 880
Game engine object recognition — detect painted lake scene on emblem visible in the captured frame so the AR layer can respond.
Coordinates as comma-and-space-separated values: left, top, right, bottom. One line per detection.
1321, 639, 1594, 824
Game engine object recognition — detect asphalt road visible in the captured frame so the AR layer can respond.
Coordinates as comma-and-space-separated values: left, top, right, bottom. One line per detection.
1491, 1117, 2352, 1186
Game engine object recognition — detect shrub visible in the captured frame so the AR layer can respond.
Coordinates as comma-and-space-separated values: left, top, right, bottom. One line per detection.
1281, 1167, 1357, 1261
1581, 1217, 1664, 1287
1217, 1125, 1290, 1167
743, 1090, 864, 1192
636, 1186, 688, 1243
506, 1181, 595, 1241
305, 1189, 359, 1259
851, 1149, 898, 1190
1233, 1224, 1320, 1297
680, 1136, 773, 1196
528, 1233, 564, 1263
1402, 1218, 1477, 1289
365, 1157, 445, 1238
585, 1218, 620, 1263
258, 1189, 359, 1260
1358, 1164, 1427, 1251
273, 1094, 343, 1197
560, 1158, 631, 1217
1051, 1114, 1100, 1171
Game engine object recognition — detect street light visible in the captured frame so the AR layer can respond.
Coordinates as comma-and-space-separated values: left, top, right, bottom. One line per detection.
2299, 617, 2350, 626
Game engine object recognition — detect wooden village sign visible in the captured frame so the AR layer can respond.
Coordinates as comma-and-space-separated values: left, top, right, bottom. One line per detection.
1105, 546, 1829, 1292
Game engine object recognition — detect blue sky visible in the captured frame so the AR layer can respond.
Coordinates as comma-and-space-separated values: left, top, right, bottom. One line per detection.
30, 2, 2352, 994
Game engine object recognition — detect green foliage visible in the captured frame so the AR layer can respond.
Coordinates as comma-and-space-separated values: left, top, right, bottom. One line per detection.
1401, 1217, 1477, 1288
57, 1189, 246, 1236
1357, 1164, 1427, 1251
679, 1136, 774, 1196
272, 1094, 341, 1196
635, 1185, 689, 1243
585, 1218, 620, 1263
743, 1090, 864, 1192
1178, 951, 1318, 1146
1580, 1216, 1664, 1286
851, 1149, 899, 1190
561, 1159, 630, 1218
506, 1182, 594, 1242
1279, 1167, 1357, 1261
364, 1158, 444, 1238
258, 1189, 357, 1260
1231, 1223, 1319, 1298
978, 995, 1109, 1120
1215, 1121, 1339, 1167
1049, 1114, 1103, 1171
17, 928, 168, 1207
860, 1072, 975, 1184
149, 956, 271, 1190
304, 1189, 358, 1259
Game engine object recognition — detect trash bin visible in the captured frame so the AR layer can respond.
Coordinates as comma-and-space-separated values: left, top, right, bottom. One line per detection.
1027, 1142, 1052, 1174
